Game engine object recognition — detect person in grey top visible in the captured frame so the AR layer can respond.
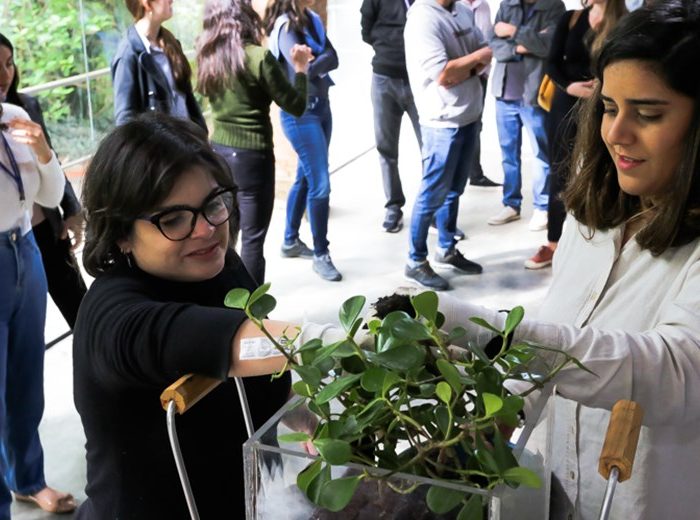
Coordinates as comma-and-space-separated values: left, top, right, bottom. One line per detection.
403, 0, 492, 291
487, 0, 564, 230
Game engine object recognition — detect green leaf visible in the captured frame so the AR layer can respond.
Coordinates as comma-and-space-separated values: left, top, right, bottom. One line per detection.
476, 367, 502, 396
315, 374, 363, 404
426, 485, 464, 514
457, 495, 483, 520
504, 306, 524, 336
482, 393, 503, 418
313, 438, 352, 465
367, 318, 381, 335
371, 344, 426, 371
382, 371, 401, 396
466, 341, 491, 364
294, 365, 323, 387
224, 288, 249, 309
436, 381, 452, 404
436, 359, 464, 394
247, 282, 271, 307
297, 459, 323, 495
411, 291, 439, 323
390, 318, 433, 341
339, 296, 366, 332
469, 317, 502, 336
292, 380, 313, 398
447, 326, 467, 344
491, 428, 517, 474
319, 475, 363, 512
278, 432, 311, 443
502, 466, 542, 488
361, 367, 386, 393
434, 405, 450, 436
248, 293, 277, 320
305, 462, 332, 504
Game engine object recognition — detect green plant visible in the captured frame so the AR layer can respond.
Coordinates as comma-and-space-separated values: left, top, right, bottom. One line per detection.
225, 285, 590, 519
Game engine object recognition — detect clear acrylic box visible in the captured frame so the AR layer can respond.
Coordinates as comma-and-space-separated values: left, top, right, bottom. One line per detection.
244, 392, 551, 520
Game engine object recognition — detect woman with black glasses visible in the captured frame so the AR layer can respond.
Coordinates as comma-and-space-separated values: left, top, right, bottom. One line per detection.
72, 113, 315, 519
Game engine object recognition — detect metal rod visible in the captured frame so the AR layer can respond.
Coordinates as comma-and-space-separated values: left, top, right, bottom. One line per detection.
45, 330, 72, 350
77, 0, 96, 142
598, 466, 619, 520
166, 401, 200, 520
234, 377, 255, 438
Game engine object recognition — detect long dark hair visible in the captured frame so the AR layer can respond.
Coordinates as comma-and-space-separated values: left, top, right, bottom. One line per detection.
196, 0, 265, 97
0, 33, 21, 107
263, 0, 309, 35
565, 0, 700, 255
124, 0, 193, 94
588, 0, 629, 56
82, 113, 237, 276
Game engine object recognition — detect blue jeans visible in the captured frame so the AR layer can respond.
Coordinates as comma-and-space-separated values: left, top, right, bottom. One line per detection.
495, 99, 550, 211
0, 229, 48, 519
409, 123, 478, 262
281, 96, 332, 256
371, 73, 422, 210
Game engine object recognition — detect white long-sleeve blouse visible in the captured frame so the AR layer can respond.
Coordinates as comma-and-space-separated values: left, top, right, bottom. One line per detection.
0, 103, 64, 235
441, 214, 700, 519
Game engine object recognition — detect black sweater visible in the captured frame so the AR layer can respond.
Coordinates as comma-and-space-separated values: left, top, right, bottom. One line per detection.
360, 0, 411, 79
73, 253, 290, 519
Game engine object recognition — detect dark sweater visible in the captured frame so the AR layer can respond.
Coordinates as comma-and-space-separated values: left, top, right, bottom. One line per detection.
275, 17, 338, 100
73, 253, 290, 519
546, 9, 592, 91
360, 0, 411, 79
210, 44, 307, 150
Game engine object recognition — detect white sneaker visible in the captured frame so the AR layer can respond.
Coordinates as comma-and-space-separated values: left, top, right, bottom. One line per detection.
487, 206, 520, 226
528, 209, 548, 231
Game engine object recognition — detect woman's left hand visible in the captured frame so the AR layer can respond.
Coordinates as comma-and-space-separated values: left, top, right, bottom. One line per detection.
281, 402, 319, 456
7, 118, 52, 164
61, 213, 85, 250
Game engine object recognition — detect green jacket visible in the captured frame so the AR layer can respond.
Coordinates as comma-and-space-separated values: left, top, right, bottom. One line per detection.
210, 45, 307, 150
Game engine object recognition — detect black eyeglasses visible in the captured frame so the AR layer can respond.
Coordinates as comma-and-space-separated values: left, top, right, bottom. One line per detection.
137, 187, 236, 241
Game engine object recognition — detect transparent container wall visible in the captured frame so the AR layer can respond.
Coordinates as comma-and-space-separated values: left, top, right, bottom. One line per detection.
244, 393, 551, 520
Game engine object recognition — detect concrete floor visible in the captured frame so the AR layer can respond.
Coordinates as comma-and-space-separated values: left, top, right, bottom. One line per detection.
22, 1, 554, 517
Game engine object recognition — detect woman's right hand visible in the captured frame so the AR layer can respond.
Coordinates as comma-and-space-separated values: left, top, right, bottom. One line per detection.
290, 44, 314, 74
566, 80, 596, 99
7, 118, 52, 164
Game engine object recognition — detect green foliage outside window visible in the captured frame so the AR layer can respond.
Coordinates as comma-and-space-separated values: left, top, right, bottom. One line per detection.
1, 0, 205, 162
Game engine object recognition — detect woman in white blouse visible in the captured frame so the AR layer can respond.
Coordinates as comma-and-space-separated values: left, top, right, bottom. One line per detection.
439, 1, 700, 518
0, 103, 75, 514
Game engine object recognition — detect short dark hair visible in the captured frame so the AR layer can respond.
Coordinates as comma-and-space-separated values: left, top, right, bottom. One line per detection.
82, 113, 237, 276
565, 0, 700, 255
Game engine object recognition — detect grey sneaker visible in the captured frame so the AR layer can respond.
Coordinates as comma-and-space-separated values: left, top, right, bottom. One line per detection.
404, 262, 449, 291
281, 238, 313, 258
383, 208, 403, 233
487, 206, 521, 226
313, 253, 342, 281
434, 249, 483, 274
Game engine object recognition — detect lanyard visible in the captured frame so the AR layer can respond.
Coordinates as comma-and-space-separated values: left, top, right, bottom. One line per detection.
0, 132, 25, 202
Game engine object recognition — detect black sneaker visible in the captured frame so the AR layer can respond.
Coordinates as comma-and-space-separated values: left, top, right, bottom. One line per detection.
404, 262, 449, 291
281, 238, 313, 258
470, 176, 501, 187
429, 221, 467, 241
313, 253, 342, 281
434, 249, 482, 274
383, 208, 403, 233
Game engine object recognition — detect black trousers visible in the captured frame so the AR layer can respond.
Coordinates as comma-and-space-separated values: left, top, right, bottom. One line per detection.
469, 74, 489, 181
212, 143, 275, 285
545, 91, 579, 243
32, 218, 87, 330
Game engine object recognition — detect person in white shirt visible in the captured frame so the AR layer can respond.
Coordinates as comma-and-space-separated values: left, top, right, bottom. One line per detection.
0, 103, 75, 514
438, 1, 700, 517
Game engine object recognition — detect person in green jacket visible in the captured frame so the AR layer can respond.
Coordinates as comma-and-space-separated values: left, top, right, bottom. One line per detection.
196, 0, 311, 284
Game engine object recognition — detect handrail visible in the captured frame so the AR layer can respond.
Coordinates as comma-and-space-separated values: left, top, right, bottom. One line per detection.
19, 67, 111, 96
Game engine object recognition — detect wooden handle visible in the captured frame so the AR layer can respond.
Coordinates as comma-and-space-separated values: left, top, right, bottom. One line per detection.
160, 374, 221, 414
598, 400, 644, 482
